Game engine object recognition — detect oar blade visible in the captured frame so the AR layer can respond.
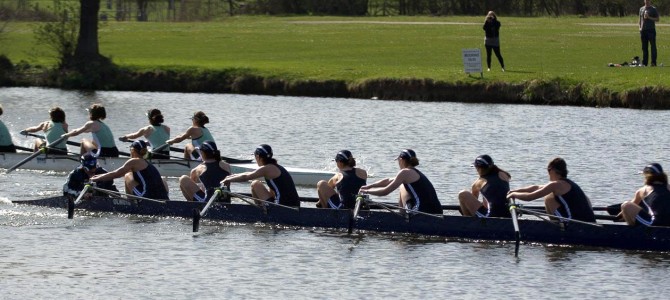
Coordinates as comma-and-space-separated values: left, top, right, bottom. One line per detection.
5, 149, 44, 174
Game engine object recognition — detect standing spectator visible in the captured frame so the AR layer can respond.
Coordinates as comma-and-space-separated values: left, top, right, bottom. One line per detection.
483, 11, 505, 72
640, 0, 660, 67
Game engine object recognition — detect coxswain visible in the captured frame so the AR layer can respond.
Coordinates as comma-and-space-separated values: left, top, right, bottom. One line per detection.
63, 153, 117, 200
221, 144, 300, 207
507, 157, 596, 222
316, 150, 367, 209
359, 149, 443, 214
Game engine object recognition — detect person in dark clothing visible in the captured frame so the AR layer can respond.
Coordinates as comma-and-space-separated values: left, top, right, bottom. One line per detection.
459, 155, 512, 218
179, 140, 232, 202
639, 0, 660, 67
221, 144, 300, 207
316, 150, 368, 209
620, 163, 670, 227
483, 11, 505, 72
63, 154, 117, 199
359, 149, 443, 215
507, 157, 596, 223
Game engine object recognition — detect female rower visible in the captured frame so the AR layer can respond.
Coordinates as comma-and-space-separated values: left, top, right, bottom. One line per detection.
21, 107, 68, 154
62, 104, 119, 157
458, 155, 511, 218
166, 111, 214, 160
179, 140, 232, 202
359, 149, 443, 214
316, 150, 367, 209
619, 163, 670, 227
507, 157, 595, 222
90, 140, 169, 200
0, 104, 17, 153
119, 108, 171, 159
221, 144, 300, 207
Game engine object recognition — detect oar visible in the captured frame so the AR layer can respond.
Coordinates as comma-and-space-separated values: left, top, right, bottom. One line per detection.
15, 145, 33, 152
222, 190, 299, 211
514, 206, 604, 228
25, 132, 131, 157
508, 198, 521, 257
5, 136, 67, 174
68, 184, 91, 219
89, 186, 168, 203
364, 198, 444, 219
352, 194, 366, 219
192, 187, 224, 232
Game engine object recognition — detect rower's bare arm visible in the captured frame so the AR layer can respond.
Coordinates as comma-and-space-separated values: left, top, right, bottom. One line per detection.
166, 128, 193, 144
122, 126, 151, 140
64, 121, 93, 138
508, 184, 553, 201
23, 121, 48, 133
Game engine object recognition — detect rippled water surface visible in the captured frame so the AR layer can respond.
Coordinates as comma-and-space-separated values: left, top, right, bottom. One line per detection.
1, 87, 670, 299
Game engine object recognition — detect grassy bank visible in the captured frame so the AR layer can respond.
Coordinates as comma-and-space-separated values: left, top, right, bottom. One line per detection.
1, 16, 669, 107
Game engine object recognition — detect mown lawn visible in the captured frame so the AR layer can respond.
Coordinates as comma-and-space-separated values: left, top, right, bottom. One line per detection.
1, 15, 667, 91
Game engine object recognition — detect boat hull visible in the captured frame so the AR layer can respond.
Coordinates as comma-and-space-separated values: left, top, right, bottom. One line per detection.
0, 152, 334, 186
13, 196, 670, 252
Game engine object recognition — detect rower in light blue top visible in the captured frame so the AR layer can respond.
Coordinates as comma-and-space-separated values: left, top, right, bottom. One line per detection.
119, 108, 171, 159
21, 107, 69, 154
166, 111, 214, 160
0, 104, 17, 153
62, 104, 119, 157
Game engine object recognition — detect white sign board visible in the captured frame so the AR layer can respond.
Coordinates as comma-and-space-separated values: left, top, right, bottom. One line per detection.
462, 48, 482, 74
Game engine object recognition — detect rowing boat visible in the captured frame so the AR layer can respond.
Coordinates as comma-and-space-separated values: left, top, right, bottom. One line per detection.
13, 196, 670, 252
0, 152, 335, 186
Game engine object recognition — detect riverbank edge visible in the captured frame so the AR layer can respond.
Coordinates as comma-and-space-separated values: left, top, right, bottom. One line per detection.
1, 63, 669, 109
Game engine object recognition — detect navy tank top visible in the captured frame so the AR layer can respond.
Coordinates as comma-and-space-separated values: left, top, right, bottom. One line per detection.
480, 172, 511, 218
198, 161, 231, 200
336, 168, 367, 209
132, 160, 169, 200
403, 169, 443, 214
642, 183, 670, 226
265, 164, 300, 207
555, 178, 595, 222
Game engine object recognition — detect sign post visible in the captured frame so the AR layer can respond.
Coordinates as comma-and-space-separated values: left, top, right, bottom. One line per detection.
462, 48, 483, 78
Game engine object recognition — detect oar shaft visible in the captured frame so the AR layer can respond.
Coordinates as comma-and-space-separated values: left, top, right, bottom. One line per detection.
225, 191, 299, 211
74, 184, 91, 205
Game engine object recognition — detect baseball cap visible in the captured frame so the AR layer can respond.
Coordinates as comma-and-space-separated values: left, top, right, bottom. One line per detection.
80, 154, 97, 170
643, 163, 664, 175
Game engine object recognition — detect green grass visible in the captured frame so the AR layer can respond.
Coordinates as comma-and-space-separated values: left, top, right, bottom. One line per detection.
1, 15, 668, 91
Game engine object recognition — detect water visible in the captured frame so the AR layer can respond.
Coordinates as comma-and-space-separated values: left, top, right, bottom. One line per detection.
1, 87, 670, 298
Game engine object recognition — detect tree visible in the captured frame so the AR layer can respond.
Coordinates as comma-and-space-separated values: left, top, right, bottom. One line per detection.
73, 0, 103, 62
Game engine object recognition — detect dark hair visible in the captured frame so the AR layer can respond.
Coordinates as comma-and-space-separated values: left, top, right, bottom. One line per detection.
335, 150, 357, 167
254, 144, 277, 165
645, 173, 668, 185
480, 165, 511, 179
548, 157, 568, 178
147, 109, 164, 126
88, 104, 106, 121
49, 107, 66, 123
200, 141, 221, 162
192, 111, 209, 127
0, 104, 3, 116
202, 148, 221, 162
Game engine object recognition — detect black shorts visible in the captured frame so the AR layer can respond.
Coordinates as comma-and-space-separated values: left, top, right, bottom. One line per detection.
0, 144, 17, 153
46, 147, 68, 155
150, 151, 170, 160
327, 194, 343, 209
97, 147, 119, 157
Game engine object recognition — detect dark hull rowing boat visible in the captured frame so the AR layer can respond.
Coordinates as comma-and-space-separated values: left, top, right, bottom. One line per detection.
13, 196, 670, 252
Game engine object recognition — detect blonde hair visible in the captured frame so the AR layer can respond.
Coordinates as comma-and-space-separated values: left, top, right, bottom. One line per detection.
486, 11, 497, 21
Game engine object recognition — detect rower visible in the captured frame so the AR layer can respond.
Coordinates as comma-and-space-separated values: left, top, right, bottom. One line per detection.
165, 111, 214, 160
119, 108, 171, 159
359, 149, 443, 214
62, 104, 119, 157
507, 157, 596, 222
90, 140, 169, 200
0, 104, 17, 153
619, 163, 670, 227
179, 140, 232, 202
316, 150, 367, 209
221, 144, 300, 207
63, 153, 117, 200
458, 155, 512, 218
21, 106, 69, 154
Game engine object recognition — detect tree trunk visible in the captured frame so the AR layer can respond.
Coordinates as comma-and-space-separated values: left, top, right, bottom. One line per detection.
74, 0, 101, 61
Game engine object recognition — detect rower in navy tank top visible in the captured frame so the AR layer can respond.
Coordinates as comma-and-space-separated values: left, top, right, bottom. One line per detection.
621, 163, 670, 227
90, 140, 169, 200
460, 155, 512, 218
316, 150, 368, 209
222, 144, 300, 207
359, 149, 443, 215
179, 140, 233, 202
508, 157, 595, 223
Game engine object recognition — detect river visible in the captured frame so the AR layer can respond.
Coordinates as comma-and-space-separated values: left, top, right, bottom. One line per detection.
0, 87, 668, 298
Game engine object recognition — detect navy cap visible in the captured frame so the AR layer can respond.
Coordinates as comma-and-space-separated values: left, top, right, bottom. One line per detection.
80, 154, 97, 170
335, 150, 352, 162
643, 163, 664, 175
254, 144, 273, 158
196, 140, 217, 154
473, 155, 494, 168
130, 140, 148, 151
396, 149, 416, 160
